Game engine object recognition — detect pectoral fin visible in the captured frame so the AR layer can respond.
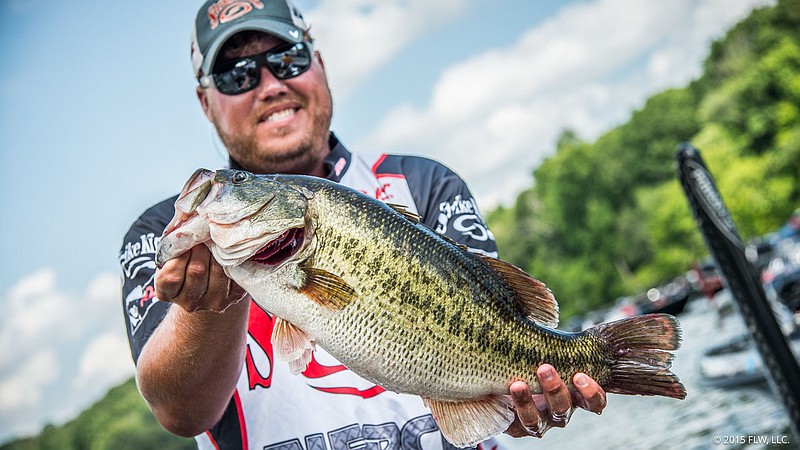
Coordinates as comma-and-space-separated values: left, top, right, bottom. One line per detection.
271, 317, 315, 375
423, 396, 515, 448
300, 266, 357, 310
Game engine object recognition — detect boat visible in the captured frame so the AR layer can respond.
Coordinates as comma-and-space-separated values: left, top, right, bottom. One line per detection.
698, 330, 800, 388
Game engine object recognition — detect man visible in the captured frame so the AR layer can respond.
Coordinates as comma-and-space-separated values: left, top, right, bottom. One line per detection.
120, 1, 607, 449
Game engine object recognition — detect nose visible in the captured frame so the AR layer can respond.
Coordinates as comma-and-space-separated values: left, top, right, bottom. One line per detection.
254, 65, 289, 100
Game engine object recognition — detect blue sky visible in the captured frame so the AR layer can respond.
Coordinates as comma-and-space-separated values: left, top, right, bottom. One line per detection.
0, 0, 773, 443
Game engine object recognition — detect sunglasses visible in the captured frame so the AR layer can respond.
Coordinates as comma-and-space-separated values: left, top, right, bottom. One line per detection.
200, 42, 313, 95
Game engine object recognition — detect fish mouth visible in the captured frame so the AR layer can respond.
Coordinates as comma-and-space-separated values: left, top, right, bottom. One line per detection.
250, 228, 305, 266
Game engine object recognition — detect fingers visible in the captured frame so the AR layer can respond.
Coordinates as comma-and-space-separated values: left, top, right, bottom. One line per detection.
507, 366, 574, 440
155, 245, 243, 313
508, 380, 546, 438
155, 251, 191, 301
182, 246, 212, 304
572, 372, 607, 414
537, 364, 574, 429
505, 367, 608, 441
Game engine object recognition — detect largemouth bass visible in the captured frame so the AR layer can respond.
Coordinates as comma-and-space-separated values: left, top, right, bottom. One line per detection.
156, 168, 686, 447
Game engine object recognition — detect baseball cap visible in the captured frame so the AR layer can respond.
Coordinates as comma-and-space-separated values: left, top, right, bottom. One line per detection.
191, 0, 310, 78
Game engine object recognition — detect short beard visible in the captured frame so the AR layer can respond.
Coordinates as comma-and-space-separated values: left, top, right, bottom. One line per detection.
212, 103, 332, 175
215, 124, 317, 174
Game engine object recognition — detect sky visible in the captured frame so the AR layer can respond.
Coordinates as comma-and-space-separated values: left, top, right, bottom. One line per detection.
0, 0, 775, 443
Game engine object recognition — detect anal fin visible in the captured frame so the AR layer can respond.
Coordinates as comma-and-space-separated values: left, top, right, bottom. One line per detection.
423, 396, 514, 448
271, 317, 315, 375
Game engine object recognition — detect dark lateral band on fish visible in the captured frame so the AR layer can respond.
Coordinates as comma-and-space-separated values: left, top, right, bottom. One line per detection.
157, 168, 686, 448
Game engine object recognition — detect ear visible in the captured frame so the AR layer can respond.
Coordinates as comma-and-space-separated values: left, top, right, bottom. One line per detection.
196, 85, 213, 122
314, 50, 326, 71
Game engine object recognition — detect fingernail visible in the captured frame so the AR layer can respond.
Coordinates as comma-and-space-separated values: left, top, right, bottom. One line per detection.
574, 373, 589, 388
540, 367, 553, 381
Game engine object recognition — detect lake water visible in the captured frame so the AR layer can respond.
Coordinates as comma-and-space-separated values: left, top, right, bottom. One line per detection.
498, 291, 798, 450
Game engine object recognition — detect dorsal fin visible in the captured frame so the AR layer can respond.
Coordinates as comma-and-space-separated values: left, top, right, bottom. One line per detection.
479, 255, 559, 328
386, 203, 422, 224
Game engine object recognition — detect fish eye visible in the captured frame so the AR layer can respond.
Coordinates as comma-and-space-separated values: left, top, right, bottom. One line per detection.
232, 171, 250, 184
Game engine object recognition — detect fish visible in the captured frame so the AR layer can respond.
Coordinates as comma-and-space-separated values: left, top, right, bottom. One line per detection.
156, 168, 686, 448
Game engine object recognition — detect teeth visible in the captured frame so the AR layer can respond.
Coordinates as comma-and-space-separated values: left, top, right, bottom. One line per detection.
267, 108, 295, 121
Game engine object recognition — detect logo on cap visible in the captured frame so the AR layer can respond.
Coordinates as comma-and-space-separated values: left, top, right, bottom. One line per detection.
207, 0, 265, 30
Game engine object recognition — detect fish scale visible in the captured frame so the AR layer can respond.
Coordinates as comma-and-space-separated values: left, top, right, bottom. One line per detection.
156, 168, 686, 448
295, 179, 603, 398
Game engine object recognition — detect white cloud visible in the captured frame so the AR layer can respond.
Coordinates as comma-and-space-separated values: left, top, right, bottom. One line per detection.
0, 351, 59, 413
307, 0, 468, 97
360, 0, 774, 209
0, 270, 134, 442
73, 330, 133, 397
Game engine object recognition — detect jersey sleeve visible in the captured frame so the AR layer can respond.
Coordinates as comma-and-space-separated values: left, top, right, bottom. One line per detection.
118, 196, 177, 363
400, 157, 499, 256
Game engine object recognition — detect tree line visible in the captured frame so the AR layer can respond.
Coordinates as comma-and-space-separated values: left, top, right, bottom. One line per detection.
487, 0, 800, 319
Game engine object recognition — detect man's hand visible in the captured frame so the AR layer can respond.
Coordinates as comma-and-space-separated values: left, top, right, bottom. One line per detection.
155, 244, 246, 313
505, 364, 607, 438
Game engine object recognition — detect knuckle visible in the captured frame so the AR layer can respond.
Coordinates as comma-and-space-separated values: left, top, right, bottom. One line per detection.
544, 384, 564, 396
157, 271, 183, 287
186, 260, 209, 278
511, 393, 532, 408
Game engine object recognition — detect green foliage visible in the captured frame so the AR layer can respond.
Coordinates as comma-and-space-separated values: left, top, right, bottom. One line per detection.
488, 0, 800, 320
0, 378, 195, 450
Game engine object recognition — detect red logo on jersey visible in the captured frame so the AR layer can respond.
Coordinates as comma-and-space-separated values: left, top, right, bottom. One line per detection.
245, 303, 386, 398
246, 303, 275, 389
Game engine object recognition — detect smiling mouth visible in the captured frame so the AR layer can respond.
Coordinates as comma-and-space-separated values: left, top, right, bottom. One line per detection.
251, 228, 305, 266
264, 107, 299, 122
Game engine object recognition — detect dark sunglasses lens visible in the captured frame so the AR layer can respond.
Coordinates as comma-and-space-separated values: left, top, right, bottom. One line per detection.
211, 43, 312, 94
214, 59, 259, 95
266, 43, 312, 79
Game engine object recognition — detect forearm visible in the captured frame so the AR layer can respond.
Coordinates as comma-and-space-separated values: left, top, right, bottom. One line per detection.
136, 297, 250, 437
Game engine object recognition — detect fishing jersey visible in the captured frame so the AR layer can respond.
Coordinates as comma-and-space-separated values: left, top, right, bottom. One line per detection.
119, 133, 501, 450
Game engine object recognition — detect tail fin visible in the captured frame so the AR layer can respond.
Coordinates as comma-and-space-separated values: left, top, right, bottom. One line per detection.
594, 314, 686, 399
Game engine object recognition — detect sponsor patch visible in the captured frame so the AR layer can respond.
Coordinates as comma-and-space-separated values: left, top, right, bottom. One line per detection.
119, 232, 160, 279
435, 195, 495, 243
120, 233, 162, 334
207, 0, 265, 29
124, 274, 158, 335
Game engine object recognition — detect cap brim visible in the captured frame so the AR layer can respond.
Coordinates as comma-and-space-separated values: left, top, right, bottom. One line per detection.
200, 19, 304, 76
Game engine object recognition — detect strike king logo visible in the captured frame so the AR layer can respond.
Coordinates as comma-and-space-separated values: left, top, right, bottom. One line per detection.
119, 232, 160, 280
119, 233, 161, 334
207, 0, 265, 29
435, 195, 495, 243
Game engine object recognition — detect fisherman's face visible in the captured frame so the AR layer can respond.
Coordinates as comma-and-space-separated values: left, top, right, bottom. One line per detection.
198, 32, 333, 176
